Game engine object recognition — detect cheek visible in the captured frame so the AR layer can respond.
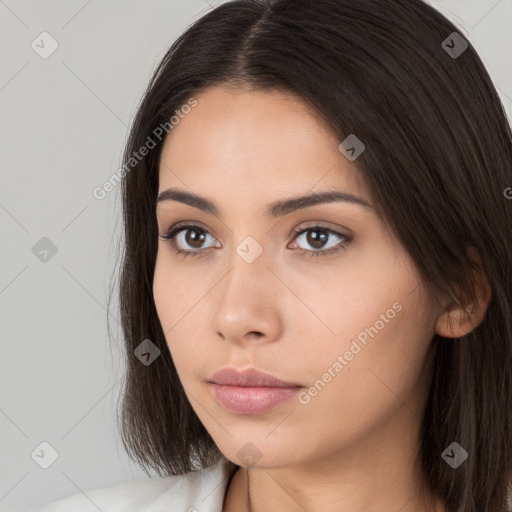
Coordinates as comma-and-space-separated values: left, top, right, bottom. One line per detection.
320, 244, 429, 352
297, 280, 435, 428
294, 250, 435, 411
152, 251, 193, 329
152, 252, 207, 373
152, 256, 171, 327
153, 254, 184, 356
285, 249, 407, 349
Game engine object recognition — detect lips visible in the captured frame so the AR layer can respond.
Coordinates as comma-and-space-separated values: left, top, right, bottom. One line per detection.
209, 384, 301, 414
207, 367, 303, 414
208, 367, 302, 387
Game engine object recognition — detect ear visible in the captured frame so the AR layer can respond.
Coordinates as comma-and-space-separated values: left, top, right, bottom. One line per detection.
435, 247, 492, 338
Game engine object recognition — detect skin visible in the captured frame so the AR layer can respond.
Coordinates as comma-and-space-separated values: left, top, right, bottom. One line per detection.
153, 86, 491, 512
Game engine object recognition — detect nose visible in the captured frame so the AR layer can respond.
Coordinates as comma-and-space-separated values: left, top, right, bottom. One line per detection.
210, 252, 283, 347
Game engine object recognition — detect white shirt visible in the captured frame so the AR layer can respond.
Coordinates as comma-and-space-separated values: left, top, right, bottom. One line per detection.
30, 456, 236, 512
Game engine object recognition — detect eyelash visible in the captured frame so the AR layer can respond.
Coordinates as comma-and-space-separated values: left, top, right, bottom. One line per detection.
158, 222, 351, 260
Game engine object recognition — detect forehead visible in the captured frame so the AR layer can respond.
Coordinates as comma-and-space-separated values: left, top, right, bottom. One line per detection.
158, 86, 369, 209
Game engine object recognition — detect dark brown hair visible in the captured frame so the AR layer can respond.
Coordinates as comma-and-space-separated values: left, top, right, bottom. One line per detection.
108, 1, 512, 510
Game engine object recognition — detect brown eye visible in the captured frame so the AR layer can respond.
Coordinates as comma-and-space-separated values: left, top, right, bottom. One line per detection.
292, 225, 351, 258
183, 228, 207, 249
159, 223, 219, 259
304, 229, 330, 249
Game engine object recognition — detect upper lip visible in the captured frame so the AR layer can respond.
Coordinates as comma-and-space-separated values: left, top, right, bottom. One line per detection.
208, 367, 302, 387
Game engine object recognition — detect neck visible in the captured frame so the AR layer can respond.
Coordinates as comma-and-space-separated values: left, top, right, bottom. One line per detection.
222, 406, 446, 512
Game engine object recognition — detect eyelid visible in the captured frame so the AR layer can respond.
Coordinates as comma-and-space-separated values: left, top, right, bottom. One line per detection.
160, 220, 350, 241
291, 220, 352, 236
160, 221, 218, 245
159, 219, 352, 261
289, 223, 352, 254
159, 220, 213, 237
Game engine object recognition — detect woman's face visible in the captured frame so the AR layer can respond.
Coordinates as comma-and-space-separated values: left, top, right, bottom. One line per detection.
153, 85, 441, 470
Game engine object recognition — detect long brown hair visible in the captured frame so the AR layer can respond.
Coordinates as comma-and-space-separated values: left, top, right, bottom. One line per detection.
108, 1, 512, 510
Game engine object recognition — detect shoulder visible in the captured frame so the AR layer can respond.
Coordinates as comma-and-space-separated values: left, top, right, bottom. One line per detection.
30, 456, 237, 512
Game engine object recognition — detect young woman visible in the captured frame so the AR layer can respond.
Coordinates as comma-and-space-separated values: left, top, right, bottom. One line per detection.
33, 0, 512, 511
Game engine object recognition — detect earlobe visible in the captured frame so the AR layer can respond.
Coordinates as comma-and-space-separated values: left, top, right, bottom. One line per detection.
435, 248, 492, 339
435, 305, 481, 339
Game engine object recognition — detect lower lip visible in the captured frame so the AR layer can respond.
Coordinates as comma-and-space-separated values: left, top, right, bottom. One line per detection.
209, 383, 302, 414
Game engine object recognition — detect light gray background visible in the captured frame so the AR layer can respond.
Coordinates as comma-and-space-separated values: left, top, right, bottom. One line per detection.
1, 1, 511, 511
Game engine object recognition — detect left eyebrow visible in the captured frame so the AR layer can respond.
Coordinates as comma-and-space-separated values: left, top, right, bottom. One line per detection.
156, 187, 374, 219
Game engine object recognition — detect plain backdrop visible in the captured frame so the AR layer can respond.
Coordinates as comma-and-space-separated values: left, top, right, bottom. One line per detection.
1, 0, 511, 511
